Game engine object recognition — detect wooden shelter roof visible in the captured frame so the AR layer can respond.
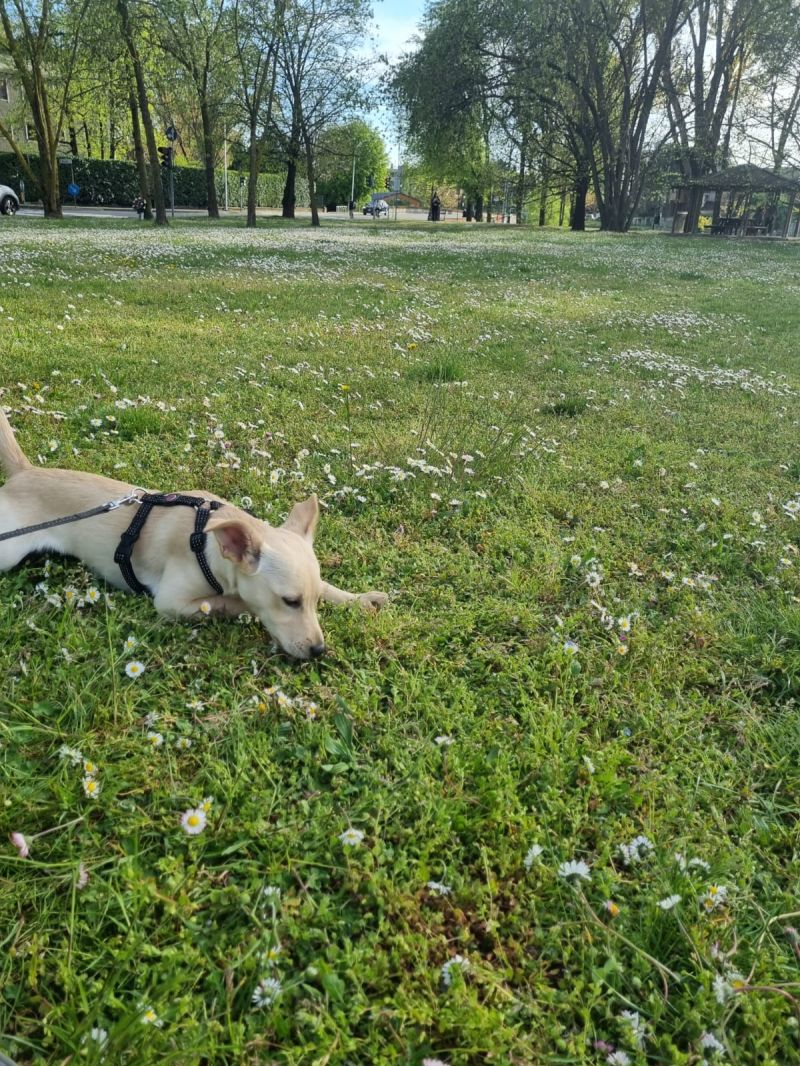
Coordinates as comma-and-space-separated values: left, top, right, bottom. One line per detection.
685, 164, 800, 193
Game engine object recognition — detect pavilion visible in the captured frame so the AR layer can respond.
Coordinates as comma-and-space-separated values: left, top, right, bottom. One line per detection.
669, 164, 800, 237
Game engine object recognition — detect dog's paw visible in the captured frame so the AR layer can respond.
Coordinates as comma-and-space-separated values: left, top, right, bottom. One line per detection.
358, 590, 388, 610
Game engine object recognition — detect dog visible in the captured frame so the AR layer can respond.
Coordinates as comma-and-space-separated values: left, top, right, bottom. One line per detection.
0, 407, 387, 659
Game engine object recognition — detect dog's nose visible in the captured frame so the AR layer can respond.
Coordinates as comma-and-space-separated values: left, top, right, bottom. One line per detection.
309, 642, 326, 659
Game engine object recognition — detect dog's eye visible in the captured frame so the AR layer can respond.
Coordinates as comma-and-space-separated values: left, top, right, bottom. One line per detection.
282, 596, 302, 609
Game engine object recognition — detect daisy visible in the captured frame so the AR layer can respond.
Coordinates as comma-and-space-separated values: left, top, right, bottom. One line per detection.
702, 885, 729, 911
175, 737, 192, 751
200, 796, 214, 813
146, 732, 164, 748
198, 600, 212, 615
422, 1059, 449, 1066
123, 635, 137, 652
558, 859, 591, 882
261, 885, 281, 902
604, 900, 620, 918
83, 759, 98, 776
186, 698, 204, 711
618, 835, 654, 865
524, 844, 543, 870
125, 660, 145, 679
440, 954, 469, 986
562, 639, 579, 654
140, 1005, 163, 1027
76, 863, 89, 889
83, 776, 101, 799
58, 744, 83, 765
180, 808, 207, 835
585, 570, 602, 589
10, 831, 29, 858
262, 943, 282, 964
426, 880, 452, 896
339, 827, 364, 847
434, 735, 454, 746
86, 587, 101, 604
251, 976, 282, 1008
570, 554, 582, 567
700, 1032, 725, 1055
713, 972, 745, 1004
619, 1009, 646, 1048
657, 894, 681, 910
606, 1053, 630, 1066
88, 1027, 108, 1048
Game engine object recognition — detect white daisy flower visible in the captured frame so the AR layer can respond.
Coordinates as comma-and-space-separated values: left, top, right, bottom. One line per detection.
140, 1005, 163, 1027
88, 1027, 108, 1048
558, 859, 591, 882
123, 634, 137, 652
657, 894, 682, 910
146, 732, 164, 748
434, 735, 454, 746
619, 1009, 646, 1048
251, 976, 281, 1008
175, 737, 192, 751
180, 808, 207, 835
261, 885, 281, 902
426, 880, 452, 896
524, 844, 544, 870
562, 639, 579, 654
606, 1052, 631, 1066
701, 885, 729, 911
86, 587, 101, 604
618, 834, 654, 865
440, 954, 469, 986
700, 1031, 725, 1055
82, 776, 101, 799
585, 570, 602, 588
339, 827, 364, 847
125, 660, 145, 679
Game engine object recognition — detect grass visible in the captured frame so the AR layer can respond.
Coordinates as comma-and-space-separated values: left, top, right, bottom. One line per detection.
0, 216, 799, 1066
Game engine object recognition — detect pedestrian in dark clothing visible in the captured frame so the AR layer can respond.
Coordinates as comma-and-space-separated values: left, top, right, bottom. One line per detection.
430, 192, 441, 222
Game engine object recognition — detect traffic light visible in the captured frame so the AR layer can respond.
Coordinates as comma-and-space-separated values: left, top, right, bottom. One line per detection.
158, 146, 173, 168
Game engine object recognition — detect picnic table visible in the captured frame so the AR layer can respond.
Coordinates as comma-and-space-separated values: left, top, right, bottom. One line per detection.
710, 217, 741, 236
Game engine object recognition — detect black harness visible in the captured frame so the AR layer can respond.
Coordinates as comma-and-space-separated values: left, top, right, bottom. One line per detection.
114, 493, 224, 597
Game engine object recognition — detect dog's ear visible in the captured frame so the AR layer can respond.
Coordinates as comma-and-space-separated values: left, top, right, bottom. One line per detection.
282, 494, 319, 543
205, 513, 261, 573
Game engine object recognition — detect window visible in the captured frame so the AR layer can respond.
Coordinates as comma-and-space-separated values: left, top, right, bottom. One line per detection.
0, 79, 9, 102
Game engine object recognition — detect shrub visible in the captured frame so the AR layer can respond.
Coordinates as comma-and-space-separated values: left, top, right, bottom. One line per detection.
0, 151, 309, 210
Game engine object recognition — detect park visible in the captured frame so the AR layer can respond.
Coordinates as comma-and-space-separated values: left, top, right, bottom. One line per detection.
0, 1, 799, 1065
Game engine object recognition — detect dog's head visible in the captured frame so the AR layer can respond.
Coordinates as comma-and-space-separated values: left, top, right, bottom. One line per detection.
205, 495, 326, 660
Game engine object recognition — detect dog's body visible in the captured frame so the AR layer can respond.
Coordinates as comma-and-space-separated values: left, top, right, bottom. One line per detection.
0, 408, 386, 659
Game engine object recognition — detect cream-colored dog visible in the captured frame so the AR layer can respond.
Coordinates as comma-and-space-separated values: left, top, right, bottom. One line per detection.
0, 408, 387, 659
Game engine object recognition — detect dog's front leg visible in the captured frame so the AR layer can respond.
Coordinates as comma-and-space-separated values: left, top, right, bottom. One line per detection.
155, 592, 249, 619
321, 581, 388, 610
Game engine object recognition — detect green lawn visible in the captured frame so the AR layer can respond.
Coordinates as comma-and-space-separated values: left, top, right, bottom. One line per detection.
1, 217, 798, 1066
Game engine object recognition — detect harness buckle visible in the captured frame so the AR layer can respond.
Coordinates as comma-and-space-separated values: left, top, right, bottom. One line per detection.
189, 531, 206, 554
106, 490, 142, 511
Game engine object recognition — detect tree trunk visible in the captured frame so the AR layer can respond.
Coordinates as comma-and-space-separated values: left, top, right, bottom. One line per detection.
83, 121, 92, 158
474, 194, 483, 222
118, 0, 167, 225
37, 139, 62, 218
303, 131, 319, 228
247, 122, 260, 228
68, 121, 79, 156
571, 171, 589, 231
200, 98, 219, 219
128, 84, 152, 220
515, 148, 526, 224
282, 123, 300, 218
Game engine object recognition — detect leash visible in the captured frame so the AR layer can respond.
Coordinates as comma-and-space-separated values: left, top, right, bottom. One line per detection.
114, 493, 224, 596
0, 491, 141, 543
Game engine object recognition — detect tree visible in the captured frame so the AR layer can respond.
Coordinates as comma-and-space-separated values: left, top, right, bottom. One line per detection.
0, 0, 95, 218
314, 119, 387, 205
151, 0, 232, 220
117, 0, 168, 224
233, 0, 281, 227
277, 0, 370, 227
662, 0, 764, 231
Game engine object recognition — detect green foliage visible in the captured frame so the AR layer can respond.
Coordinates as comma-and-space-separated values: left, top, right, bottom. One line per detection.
1, 219, 799, 1064
314, 120, 389, 206
0, 152, 308, 209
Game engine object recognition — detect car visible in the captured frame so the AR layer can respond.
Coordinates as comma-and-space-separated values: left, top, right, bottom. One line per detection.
0, 184, 19, 215
363, 199, 389, 217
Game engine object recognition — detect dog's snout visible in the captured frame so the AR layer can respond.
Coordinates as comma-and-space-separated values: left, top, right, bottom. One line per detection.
309, 641, 326, 659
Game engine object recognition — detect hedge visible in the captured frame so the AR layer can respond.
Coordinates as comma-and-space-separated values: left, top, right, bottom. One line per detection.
0, 151, 309, 210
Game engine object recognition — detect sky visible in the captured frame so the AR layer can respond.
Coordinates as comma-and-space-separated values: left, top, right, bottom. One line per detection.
371, 0, 426, 64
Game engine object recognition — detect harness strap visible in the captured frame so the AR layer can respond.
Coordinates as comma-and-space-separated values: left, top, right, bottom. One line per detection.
113, 493, 224, 597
